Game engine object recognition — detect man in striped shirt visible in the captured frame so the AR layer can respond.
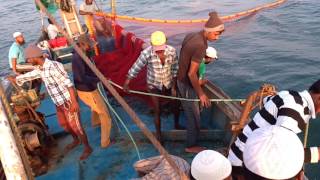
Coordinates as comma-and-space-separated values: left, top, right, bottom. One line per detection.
123, 31, 180, 142
228, 79, 320, 177
8, 44, 92, 160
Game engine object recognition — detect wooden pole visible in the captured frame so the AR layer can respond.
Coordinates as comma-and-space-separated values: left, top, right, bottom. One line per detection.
110, 0, 117, 37
34, 0, 187, 178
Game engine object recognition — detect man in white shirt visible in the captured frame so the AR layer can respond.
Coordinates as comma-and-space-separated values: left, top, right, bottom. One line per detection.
79, 0, 98, 17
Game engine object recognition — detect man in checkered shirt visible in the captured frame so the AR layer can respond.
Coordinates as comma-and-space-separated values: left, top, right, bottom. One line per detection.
123, 31, 181, 142
8, 44, 92, 160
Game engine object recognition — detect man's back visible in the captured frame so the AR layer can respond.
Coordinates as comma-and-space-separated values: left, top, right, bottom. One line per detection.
228, 90, 315, 166
177, 31, 207, 85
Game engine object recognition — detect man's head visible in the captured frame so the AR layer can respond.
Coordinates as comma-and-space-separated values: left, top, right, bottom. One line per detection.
150, 31, 167, 57
24, 44, 44, 65
191, 150, 232, 180
204, 12, 224, 42
13, 32, 25, 45
204, 47, 218, 64
85, 0, 93, 5
243, 125, 304, 180
309, 79, 320, 114
77, 34, 93, 52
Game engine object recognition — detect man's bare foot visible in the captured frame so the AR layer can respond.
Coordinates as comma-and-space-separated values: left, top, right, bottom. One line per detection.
64, 139, 81, 154
185, 146, 207, 153
80, 147, 93, 160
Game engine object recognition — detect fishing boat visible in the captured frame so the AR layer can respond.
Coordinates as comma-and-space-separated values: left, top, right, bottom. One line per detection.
0, 0, 308, 179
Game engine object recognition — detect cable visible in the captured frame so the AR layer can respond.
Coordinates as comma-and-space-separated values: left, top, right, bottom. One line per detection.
97, 83, 141, 160
108, 80, 245, 102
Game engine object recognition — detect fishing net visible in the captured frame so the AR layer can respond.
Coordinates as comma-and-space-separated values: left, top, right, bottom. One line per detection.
93, 24, 151, 103
92, 0, 286, 104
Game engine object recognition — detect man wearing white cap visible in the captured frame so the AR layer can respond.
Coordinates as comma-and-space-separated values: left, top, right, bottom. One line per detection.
243, 125, 304, 179
191, 150, 232, 180
8, 32, 26, 74
177, 11, 224, 153
228, 79, 320, 178
198, 47, 218, 86
123, 31, 181, 142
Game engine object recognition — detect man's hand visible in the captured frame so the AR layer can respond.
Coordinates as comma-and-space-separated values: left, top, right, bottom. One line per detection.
199, 79, 208, 86
70, 101, 80, 113
123, 78, 131, 93
199, 93, 211, 108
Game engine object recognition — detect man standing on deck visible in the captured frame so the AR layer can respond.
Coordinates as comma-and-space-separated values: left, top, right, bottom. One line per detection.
228, 79, 320, 179
8, 32, 26, 75
177, 12, 224, 153
8, 44, 93, 160
72, 34, 113, 148
123, 31, 181, 142
79, 0, 98, 17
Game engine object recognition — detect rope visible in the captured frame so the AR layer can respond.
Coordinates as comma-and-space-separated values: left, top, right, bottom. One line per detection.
95, 0, 286, 24
108, 80, 245, 102
304, 123, 310, 148
97, 83, 141, 160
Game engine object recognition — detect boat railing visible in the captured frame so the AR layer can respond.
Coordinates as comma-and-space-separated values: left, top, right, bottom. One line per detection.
0, 79, 34, 180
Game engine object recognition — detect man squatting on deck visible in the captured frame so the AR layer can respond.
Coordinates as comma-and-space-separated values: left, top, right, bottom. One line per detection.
8, 45, 93, 160
8, 32, 25, 75
8, 32, 42, 95
229, 79, 320, 179
177, 11, 225, 153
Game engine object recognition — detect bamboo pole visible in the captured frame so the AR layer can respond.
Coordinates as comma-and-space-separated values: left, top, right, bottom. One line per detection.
34, 0, 187, 178
110, 0, 117, 37
111, 0, 116, 16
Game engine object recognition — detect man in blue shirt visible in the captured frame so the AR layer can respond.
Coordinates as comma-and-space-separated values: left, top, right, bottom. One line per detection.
8, 32, 26, 74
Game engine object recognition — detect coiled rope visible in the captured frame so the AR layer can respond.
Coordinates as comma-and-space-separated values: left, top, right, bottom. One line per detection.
97, 83, 141, 160
95, 0, 287, 24
108, 80, 245, 102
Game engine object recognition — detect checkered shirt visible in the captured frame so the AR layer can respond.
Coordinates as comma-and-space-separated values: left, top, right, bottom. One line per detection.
16, 59, 73, 106
128, 45, 179, 90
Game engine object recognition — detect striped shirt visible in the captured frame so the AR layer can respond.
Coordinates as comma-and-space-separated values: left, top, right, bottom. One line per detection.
228, 90, 316, 166
127, 45, 179, 90
16, 59, 73, 106
133, 155, 190, 180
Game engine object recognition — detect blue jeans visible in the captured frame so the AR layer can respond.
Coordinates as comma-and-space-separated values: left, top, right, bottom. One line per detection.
97, 36, 115, 53
177, 81, 200, 147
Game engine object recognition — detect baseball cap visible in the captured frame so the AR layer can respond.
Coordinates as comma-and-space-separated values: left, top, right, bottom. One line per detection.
151, 31, 166, 52
206, 47, 218, 59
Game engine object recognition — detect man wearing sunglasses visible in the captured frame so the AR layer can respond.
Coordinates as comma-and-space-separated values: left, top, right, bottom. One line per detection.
177, 11, 224, 153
